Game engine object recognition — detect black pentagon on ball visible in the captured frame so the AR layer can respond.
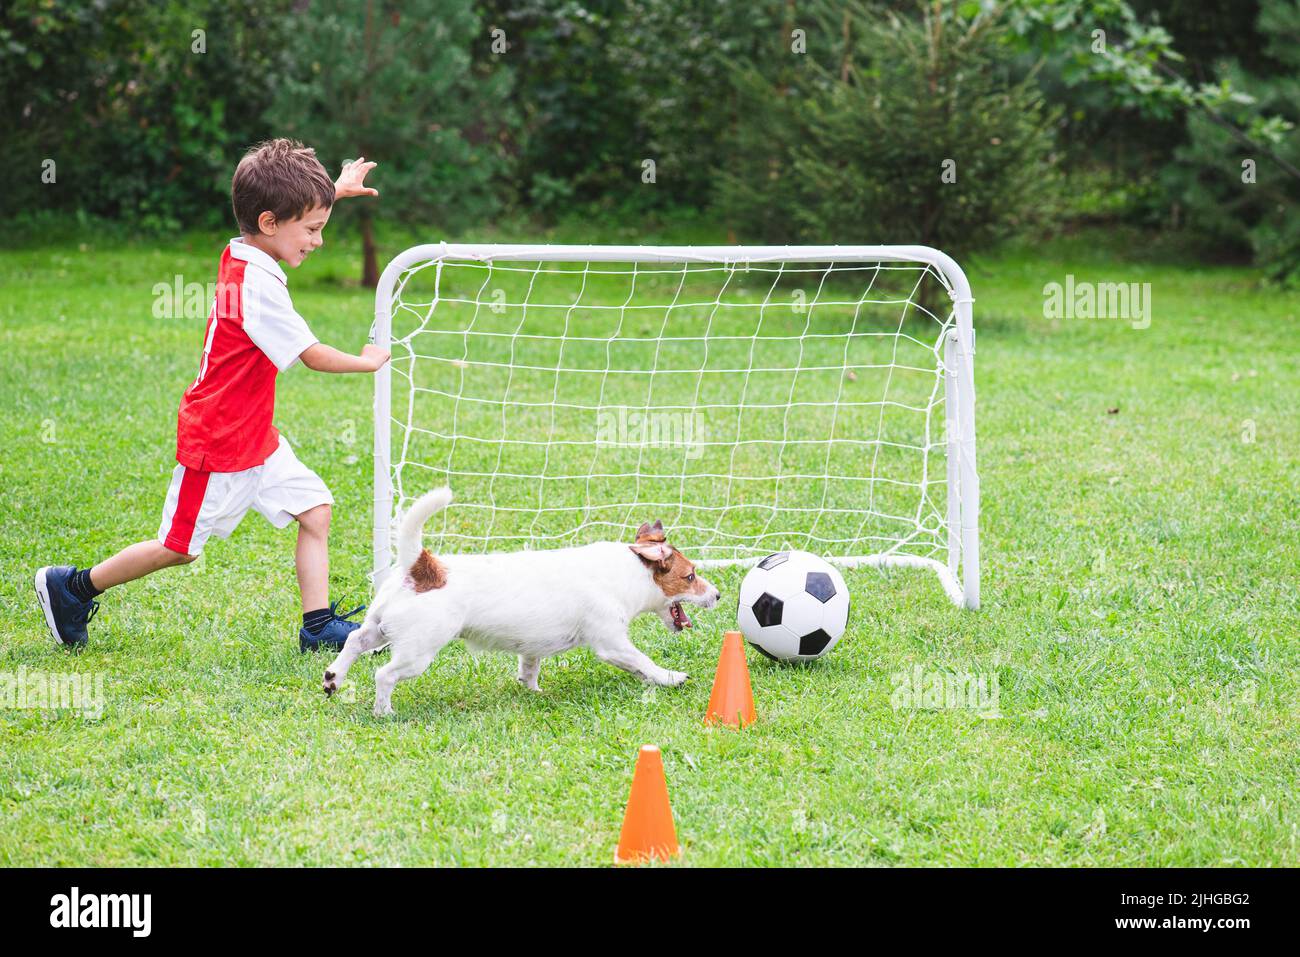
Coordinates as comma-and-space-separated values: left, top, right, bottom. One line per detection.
757, 551, 789, 570
751, 592, 784, 628
798, 628, 834, 657
805, 571, 836, 603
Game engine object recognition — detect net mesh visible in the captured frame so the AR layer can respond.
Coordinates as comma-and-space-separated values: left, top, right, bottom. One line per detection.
384, 254, 958, 563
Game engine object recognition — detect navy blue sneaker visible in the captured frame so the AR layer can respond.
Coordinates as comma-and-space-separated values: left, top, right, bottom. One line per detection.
34, 565, 98, 648
298, 600, 366, 652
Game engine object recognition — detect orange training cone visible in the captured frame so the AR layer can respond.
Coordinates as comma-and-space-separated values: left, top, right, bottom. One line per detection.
705, 630, 757, 728
614, 745, 681, 864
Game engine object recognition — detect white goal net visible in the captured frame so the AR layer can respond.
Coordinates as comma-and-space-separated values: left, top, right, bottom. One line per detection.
373, 244, 979, 608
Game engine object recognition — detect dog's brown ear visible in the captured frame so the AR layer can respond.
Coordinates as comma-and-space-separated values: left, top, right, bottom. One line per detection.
635, 520, 667, 544
629, 542, 672, 564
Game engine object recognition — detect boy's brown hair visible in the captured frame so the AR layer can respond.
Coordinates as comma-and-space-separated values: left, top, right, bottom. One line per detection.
231, 139, 335, 235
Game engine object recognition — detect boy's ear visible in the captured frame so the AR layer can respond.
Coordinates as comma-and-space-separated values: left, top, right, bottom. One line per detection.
256, 210, 278, 235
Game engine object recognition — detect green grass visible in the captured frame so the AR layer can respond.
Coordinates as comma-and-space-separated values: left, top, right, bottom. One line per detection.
0, 221, 1296, 866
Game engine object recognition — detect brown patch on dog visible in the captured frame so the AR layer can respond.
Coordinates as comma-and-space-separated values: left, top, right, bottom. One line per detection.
629, 520, 707, 600
649, 549, 701, 598
408, 548, 448, 592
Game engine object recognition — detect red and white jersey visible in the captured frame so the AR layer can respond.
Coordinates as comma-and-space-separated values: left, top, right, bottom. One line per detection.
175, 238, 318, 472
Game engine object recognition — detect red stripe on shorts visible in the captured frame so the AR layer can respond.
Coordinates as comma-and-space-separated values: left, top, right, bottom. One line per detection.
163, 467, 212, 554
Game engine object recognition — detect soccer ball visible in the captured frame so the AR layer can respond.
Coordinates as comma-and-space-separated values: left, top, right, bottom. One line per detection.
737, 551, 850, 662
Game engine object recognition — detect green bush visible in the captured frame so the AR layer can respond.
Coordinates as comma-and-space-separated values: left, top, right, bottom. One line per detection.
2, 0, 292, 229
1163, 0, 1300, 285
268, 0, 512, 284
715, 0, 1060, 255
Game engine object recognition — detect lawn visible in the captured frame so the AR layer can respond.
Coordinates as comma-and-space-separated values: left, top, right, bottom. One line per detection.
0, 221, 1296, 866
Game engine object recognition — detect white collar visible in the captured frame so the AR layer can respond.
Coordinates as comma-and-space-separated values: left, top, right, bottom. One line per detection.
228, 236, 288, 286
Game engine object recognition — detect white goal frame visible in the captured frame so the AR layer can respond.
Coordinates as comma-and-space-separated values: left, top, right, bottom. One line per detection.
371, 243, 979, 609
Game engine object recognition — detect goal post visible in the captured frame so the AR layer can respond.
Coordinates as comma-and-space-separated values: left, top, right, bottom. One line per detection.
371, 243, 979, 610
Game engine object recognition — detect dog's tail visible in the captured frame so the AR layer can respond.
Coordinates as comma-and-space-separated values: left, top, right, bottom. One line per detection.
396, 487, 453, 569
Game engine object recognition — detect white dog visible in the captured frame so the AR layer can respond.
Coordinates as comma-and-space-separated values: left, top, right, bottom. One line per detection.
323, 488, 721, 716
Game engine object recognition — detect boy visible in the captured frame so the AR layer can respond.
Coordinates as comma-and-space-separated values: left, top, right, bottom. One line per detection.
34, 139, 389, 652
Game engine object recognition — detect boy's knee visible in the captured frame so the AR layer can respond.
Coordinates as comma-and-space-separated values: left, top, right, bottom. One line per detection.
160, 546, 199, 566
297, 503, 331, 536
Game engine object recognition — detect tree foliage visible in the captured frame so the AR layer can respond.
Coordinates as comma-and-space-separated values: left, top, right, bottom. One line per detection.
2, 0, 1297, 279
717, 1, 1061, 254
267, 0, 511, 284
2, 0, 290, 230
1165, 0, 1300, 284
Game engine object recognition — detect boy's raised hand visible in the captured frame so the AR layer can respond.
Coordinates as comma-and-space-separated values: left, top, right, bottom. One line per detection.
335, 157, 379, 199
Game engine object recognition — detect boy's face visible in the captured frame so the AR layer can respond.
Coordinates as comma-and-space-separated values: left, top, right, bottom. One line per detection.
254, 203, 332, 267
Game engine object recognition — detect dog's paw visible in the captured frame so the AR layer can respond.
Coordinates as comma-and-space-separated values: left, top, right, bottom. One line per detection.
323, 670, 338, 697
373, 702, 395, 718
516, 676, 542, 693
662, 670, 689, 687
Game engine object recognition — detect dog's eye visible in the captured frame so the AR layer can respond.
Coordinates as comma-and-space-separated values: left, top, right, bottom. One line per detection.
686, 573, 695, 582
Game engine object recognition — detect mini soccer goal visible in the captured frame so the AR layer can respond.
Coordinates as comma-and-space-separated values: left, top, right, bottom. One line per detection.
371, 243, 979, 609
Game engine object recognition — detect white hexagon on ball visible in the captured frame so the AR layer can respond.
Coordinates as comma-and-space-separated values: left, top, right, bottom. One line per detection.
735, 550, 851, 662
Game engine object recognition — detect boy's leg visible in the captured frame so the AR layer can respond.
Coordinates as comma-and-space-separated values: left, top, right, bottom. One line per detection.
35, 544, 195, 648
296, 501, 366, 650
36, 461, 224, 648
248, 438, 356, 651
294, 503, 331, 613
91, 540, 197, 590
292, 503, 363, 650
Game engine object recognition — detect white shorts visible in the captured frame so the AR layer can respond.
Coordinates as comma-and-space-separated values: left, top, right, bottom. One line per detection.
157, 436, 333, 556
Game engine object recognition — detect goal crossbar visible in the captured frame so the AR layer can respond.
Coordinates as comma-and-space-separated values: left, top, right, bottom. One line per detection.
372, 243, 979, 609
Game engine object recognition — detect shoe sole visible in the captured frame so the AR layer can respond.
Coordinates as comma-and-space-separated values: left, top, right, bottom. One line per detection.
33, 567, 67, 648
299, 636, 349, 653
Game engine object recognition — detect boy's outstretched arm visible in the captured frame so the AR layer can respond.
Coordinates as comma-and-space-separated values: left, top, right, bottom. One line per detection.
335, 157, 379, 200
300, 343, 390, 373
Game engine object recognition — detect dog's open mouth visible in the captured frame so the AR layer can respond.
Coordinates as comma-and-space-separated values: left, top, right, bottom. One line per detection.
669, 601, 692, 631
